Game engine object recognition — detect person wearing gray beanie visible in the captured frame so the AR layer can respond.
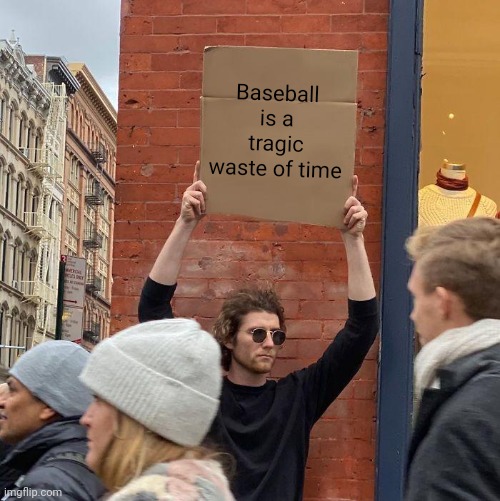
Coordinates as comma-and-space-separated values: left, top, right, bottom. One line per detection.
0, 341, 105, 500
79, 318, 234, 500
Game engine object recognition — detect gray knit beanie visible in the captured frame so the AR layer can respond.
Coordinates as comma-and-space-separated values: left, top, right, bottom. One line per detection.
80, 318, 222, 447
10, 340, 92, 417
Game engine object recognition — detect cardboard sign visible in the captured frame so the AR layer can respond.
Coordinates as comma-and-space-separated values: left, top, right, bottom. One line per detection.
200, 46, 358, 227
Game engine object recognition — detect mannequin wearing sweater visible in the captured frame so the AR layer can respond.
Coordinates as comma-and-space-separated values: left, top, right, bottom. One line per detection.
418, 162, 498, 227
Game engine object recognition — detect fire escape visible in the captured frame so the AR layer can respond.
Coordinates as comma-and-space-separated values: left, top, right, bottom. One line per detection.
22, 83, 66, 346
82, 145, 106, 343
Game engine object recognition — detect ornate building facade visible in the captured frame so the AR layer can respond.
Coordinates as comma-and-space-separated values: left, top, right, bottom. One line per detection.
0, 36, 116, 368
0, 35, 76, 366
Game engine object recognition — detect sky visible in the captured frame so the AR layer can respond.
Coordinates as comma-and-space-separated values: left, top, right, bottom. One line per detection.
0, 0, 121, 109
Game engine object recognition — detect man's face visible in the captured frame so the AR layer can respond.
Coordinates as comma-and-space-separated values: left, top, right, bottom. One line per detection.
227, 311, 283, 376
0, 377, 52, 445
408, 264, 447, 346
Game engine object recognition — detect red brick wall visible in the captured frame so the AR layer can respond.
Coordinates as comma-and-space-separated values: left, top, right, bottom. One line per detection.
114, 1, 387, 499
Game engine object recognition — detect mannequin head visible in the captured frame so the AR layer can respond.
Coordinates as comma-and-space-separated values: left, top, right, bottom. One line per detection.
440, 161, 466, 180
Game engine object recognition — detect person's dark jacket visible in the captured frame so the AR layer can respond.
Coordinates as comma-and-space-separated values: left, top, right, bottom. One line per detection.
0, 418, 105, 500
406, 343, 500, 500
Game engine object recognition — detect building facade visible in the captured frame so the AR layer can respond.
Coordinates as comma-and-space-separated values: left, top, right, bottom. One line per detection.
0, 36, 73, 367
64, 63, 116, 346
114, 2, 387, 500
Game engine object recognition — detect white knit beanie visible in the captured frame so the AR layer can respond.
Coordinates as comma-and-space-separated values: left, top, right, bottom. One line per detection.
80, 318, 222, 447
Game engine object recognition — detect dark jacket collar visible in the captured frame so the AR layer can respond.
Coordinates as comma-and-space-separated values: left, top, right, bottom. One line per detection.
1, 417, 86, 472
408, 343, 500, 469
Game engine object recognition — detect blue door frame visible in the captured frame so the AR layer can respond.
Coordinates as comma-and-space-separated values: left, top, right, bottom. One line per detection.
375, 1, 424, 500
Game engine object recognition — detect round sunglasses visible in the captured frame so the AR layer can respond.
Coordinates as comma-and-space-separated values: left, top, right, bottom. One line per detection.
248, 328, 286, 346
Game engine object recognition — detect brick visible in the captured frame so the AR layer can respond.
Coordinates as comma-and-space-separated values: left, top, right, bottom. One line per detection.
306, 33, 362, 50
179, 35, 245, 54
179, 71, 202, 89
151, 53, 203, 72
117, 126, 150, 146
120, 53, 152, 72
175, 278, 210, 298
144, 201, 180, 221
128, 0, 182, 15
121, 16, 153, 36
330, 14, 388, 32
364, 0, 389, 13
150, 127, 199, 146
286, 319, 323, 339
183, 0, 246, 14
217, 16, 282, 34
276, 281, 323, 300
112, 276, 146, 296
121, 72, 180, 91
308, 0, 363, 14
361, 32, 388, 50
359, 51, 388, 71
177, 109, 200, 127
248, 0, 306, 14
281, 15, 331, 33
300, 300, 348, 320
359, 70, 387, 90
118, 109, 178, 127
153, 16, 217, 35
245, 34, 308, 47
117, 145, 178, 165
121, 35, 180, 54
114, 202, 146, 221
115, 182, 176, 202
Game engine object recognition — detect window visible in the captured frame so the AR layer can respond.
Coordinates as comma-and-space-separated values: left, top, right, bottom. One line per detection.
67, 202, 78, 234
420, 0, 500, 226
0, 94, 6, 135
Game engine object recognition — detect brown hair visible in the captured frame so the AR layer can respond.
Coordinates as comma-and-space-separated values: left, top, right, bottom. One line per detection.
213, 287, 285, 371
95, 411, 217, 491
406, 217, 500, 321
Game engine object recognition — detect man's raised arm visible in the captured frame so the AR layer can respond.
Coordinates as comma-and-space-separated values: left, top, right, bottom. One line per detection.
139, 162, 206, 321
341, 175, 376, 301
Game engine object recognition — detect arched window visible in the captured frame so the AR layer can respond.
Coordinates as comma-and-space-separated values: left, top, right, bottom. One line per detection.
0, 92, 7, 136
8, 101, 18, 143
15, 172, 24, 218
18, 111, 28, 148
4, 166, 12, 210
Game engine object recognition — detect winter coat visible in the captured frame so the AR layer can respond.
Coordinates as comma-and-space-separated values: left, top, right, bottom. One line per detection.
0, 418, 105, 501
406, 342, 500, 500
107, 458, 234, 501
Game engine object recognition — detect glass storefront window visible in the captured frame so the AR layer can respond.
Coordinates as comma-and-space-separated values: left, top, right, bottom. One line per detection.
420, 0, 500, 227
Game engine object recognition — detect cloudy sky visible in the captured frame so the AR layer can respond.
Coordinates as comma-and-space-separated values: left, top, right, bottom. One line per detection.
0, 0, 121, 109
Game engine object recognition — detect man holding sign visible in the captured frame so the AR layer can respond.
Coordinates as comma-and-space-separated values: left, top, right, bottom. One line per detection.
139, 162, 378, 500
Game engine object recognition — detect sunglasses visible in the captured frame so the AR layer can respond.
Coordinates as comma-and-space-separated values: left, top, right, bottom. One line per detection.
248, 328, 286, 346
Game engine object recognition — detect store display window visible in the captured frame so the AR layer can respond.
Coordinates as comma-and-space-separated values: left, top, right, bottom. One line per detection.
420, 0, 500, 226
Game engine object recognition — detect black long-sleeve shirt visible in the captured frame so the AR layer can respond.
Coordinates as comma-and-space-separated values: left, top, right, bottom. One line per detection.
139, 277, 379, 501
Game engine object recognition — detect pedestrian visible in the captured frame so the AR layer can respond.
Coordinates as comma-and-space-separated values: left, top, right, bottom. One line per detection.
0, 341, 104, 500
138, 162, 379, 500
405, 217, 500, 499
80, 317, 234, 500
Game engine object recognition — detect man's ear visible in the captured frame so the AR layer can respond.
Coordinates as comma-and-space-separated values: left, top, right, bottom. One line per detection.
435, 286, 454, 320
39, 405, 58, 422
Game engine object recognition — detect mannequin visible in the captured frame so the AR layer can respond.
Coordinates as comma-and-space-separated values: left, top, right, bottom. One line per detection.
418, 162, 498, 227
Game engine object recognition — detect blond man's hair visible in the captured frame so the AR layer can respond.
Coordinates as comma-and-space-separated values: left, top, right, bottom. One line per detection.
406, 217, 500, 321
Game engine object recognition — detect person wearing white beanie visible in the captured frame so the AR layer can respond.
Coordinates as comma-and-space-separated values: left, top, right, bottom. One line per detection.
79, 318, 234, 501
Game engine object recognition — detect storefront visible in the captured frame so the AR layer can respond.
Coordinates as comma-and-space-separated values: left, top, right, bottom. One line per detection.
377, 1, 499, 499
